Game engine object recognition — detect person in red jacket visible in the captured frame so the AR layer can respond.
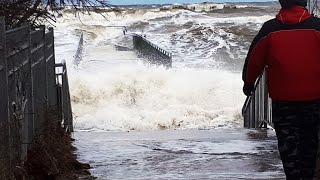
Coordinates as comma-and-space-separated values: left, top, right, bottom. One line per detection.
242, 0, 320, 179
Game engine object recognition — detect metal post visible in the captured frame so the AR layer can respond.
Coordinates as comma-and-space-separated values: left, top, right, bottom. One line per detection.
62, 63, 73, 132
263, 73, 269, 128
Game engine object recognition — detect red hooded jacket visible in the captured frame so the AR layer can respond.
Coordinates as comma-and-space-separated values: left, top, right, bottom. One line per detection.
242, 6, 320, 101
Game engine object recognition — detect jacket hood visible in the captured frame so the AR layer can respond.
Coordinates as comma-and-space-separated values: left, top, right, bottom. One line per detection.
279, 0, 307, 8
276, 6, 312, 25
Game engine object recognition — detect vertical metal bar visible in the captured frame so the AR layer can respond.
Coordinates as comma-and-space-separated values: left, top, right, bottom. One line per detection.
259, 73, 262, 127
243, 98, 248, 128
62, 63, 73, 132
257, 82, 261, 128
251, 93, 255, 128
256, 87, 259, 128
263, 72, 268, 128
248, 105, 252, 128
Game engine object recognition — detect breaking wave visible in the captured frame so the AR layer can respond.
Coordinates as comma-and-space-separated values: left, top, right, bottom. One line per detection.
54, 2, 276, 131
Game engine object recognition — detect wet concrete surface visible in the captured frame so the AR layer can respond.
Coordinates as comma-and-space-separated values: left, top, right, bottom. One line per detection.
74, 128, 285, 179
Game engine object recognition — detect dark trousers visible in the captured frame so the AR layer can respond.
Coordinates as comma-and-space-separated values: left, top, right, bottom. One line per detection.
272, 101, 320, 180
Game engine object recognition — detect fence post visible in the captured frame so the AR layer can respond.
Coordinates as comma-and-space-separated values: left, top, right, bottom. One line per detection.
31, 26, 47, 133
46, 28, 58, 110
0, 16, 10, 178
25, 23, 34, 154
19, 22, 32, 162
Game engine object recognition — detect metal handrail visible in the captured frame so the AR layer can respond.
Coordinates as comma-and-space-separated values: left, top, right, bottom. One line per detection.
55, 61, 73, 132
242, 69, 273, 128
241, 72, 264, 115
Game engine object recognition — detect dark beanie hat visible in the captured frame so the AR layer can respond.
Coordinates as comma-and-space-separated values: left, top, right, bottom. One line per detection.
279, 0, 308, 8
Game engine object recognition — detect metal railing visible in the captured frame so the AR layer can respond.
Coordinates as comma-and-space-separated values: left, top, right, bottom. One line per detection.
74, 32, 84, 67
242, 69, 273, 128
132, 33, 172, 68
56, 61, 73, 132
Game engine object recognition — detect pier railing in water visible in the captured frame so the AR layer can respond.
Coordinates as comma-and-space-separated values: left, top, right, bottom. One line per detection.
74, 32, 84, 67
0, 17, 73, 177
242, 69, 273, 128
132, 33, 172, 68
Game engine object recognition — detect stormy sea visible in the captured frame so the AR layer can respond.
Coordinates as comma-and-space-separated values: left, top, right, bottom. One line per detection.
54, 1, 285, 179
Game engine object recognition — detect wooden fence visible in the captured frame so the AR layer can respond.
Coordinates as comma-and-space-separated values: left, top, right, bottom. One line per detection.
0, 17, 73, 177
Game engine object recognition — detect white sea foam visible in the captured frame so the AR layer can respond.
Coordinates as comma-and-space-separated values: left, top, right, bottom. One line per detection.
70, 63, 244, 131
53, 5, 271, 131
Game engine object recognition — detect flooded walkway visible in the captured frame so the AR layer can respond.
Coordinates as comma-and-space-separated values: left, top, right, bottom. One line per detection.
74, 128, 285, 179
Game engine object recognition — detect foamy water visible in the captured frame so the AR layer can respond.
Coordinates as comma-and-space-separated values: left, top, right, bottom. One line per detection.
71, 64, 244, 131
53, 2, 285, 179
54, 2, 276, 132
74, 129, 285, 179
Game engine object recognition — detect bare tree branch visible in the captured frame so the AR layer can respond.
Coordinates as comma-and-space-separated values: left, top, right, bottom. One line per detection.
0, 0, 114, 29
